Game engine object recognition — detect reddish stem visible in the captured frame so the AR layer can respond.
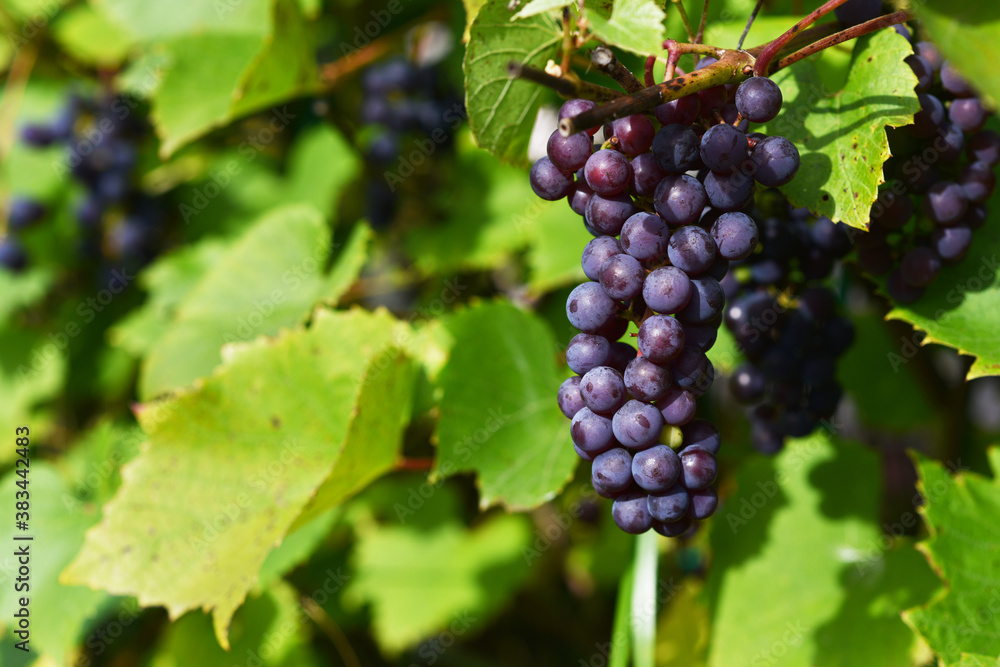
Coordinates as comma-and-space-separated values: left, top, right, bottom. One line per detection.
772, 10, 914, 72
644, 55, 657, 87
396, 457, 434, 471
753, 0, 852, 75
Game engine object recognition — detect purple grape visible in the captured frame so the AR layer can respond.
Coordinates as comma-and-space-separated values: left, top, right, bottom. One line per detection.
599, 253, 645, 300
751, 136, 800, 186
566, 282, 617, 333
8, 197, 46, 230
915, 42, 943, 71
679, 447, 717, 490
614, 115, 656, 155
575, 443, 596, 462
730, 362, 766, 403
607, 342, 638, 373
834, 0, 880, 25
657, 388, 697, 426
938, 123, 965, 162
959, 162, 995, 203
700, 123, 748, 173
0, 238, 28, 272
597, 317, 629, 342
624, 356, 672, 402
593, 447, 634, 494
858, 244, 893, 275
653, 516, 693, 537
924, 181, 968, 226
568, 180, 595, 215
900, 246, 941, 287
547, 130, 592, 171
632, 445, 681, 492
676, 276, 725, 324
643, 266, 693, 314
612, 490, 653, 534
529, 157, 573, 201
672, 347, 715, 396
689, 487, 718, 519
680, 320, 718, 352
711, 211, 759, 260
949, 98, 987, 133
585, 149, 633, 196
932, 224, 973, 261
870, 192, 913, 230
585, 193, 637, 235
613, 399, 665, 450
668, 225, 717, 275
629, 153, 668, 197
811, 217, 853, 258
910, 94, 945, 138
905, 55, 933, 92
681, 419, 720, 455
968, 130, 1000, 166
706, 255, 730, 281
965, 204, 988, 229
566, 333, 611, 375
721, 103, 750, 133
620, 212, 669, 261
559, 99, 599, 135
655, 94, 700, 127
704, 170, 755, 211
887, 268, 925, 303
581, 366, 627, 414
571, 407, 616, 454
558, 376, 585, 418
654, 174, 707, 226
637, 314, 685, 364
647, 485, 690, 522
735, 77, 783, 123
582, 236, 623, 281
941, 61, 974, 97
651, 124, 702, 173
751, 418, 784, 455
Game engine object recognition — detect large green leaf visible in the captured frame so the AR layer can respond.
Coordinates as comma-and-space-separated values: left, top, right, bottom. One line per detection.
63, 309, 416, 649
910, 1, 1000, 107
0, 327, 66, 462
955, 656, 1000, 667
586, 0, 666, 57
434, 302, 577, 509
903, 450, 1000, 665
148, 581, 321, 667
761, 29, 920, 230
706, 433, 938, 667
137, 205, 366, 398
464, 0, 561, 165
883, 215, 1000, 380
344, 513, 532, 653
51, 4, 135, 66
133, 0, 317, 157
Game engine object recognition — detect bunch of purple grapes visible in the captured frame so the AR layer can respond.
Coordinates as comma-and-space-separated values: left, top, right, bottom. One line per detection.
538, 69, 801, 535
721, 204, 855, 454
858, 38, 997, 303
6, 92, 165, 273
358, 57, 464, 227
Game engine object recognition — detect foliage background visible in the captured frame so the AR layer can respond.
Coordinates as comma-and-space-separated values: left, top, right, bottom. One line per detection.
0, 0, 999, 665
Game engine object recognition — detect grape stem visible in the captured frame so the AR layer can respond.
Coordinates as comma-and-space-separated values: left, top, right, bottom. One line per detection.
505, 62, 625, 102
557, 48, 755, 136
592, 46, 645, 93
772, 10, 914, 72
670, 0, 697, 43
738, 0, 766, 50
396, 457, 435, 471
752, 0, 852, 75
695, 0, 710, 44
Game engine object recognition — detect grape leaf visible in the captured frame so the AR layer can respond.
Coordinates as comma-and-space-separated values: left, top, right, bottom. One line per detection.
344, 514, 532, 653
586, 0, 666, 58
434, 301, 577, 509
903, 450, 1000, 664
137, 0, 317, 157
148, 581, 321, 667
706, 432, 938, 667
464, 0, 561, 165
95, 0, 272, 41
761, 29, 920, 230
0, 327, 66, 463
955, 656, 1000, 667
137, 205, 367, 399
909, 0, 1000, 107
882, 196, 1000, 380
0, 420, 141, 663
63, 309, 416, 649
512, 0, 573, 20
51, 4, 134, 67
